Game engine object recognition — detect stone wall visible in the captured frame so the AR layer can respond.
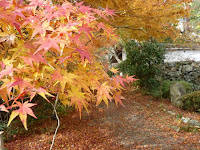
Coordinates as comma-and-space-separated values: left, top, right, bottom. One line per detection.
163, 61, 200, 86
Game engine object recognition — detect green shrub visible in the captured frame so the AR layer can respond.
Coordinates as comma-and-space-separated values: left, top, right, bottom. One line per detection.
179, 91, 200, 112
117, 39, 166, 94
161, 80, 193, 98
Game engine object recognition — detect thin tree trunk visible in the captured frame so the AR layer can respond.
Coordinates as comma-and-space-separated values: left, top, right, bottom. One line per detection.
0, 131, 4, 150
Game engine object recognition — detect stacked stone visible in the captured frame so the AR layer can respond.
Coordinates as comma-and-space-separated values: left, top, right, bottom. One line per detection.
163, 61, 200, 87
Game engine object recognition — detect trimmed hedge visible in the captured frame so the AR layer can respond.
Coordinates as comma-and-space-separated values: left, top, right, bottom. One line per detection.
179, 91, 200, 112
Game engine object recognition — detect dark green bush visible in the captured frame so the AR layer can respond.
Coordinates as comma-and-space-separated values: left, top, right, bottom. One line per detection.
179, 91, 200, 112
117, 39, 166, 95
161, 80, 193, 98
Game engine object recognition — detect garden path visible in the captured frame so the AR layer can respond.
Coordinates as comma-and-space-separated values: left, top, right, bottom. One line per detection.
5, 90, 200, 149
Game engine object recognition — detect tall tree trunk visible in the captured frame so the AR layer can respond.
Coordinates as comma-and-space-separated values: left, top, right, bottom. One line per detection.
109, 47, 122, 63
122, 47, 127, 61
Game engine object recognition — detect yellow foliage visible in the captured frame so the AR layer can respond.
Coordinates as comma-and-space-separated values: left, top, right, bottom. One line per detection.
83, 0, 192, 41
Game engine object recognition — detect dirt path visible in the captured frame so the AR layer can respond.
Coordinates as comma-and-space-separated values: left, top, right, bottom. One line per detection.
5, 91, 200, 149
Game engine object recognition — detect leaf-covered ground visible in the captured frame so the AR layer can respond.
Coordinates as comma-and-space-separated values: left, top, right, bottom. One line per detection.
5, 89, 200, 149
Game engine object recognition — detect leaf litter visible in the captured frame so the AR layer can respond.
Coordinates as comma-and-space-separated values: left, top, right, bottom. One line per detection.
5, 88, 200, 149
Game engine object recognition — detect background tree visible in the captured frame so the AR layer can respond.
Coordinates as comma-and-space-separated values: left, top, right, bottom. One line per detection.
188, 0, 200, 42
117, 39, 166, 97
78, 0, 192, 41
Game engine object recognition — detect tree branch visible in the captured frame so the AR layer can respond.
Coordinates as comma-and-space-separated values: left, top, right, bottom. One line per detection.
114, 8, 142, 14
85, 32, 101, 46
50, 94, 60, 150
112, 25, 147, 33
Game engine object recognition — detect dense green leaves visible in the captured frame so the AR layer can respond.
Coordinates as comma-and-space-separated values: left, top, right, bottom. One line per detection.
117, 39, 166, 91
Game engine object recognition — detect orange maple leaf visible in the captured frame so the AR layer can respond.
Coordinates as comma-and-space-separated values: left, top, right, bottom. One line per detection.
96, 82, 114, 106
7, 101, 37, 130
114, 91, 125, 107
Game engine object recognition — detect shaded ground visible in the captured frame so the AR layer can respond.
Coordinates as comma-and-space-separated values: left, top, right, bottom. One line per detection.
5, 89, 200, 149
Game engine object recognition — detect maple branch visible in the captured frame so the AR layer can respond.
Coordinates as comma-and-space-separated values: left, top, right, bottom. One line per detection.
50, 94, 60, 150
129, 13, 177, 19
0, 27, 3, 32
11, 88, 15, 99
3, 46, 10, 59
85, 32, 101, 46
112, 26, 139, 29
11, 88, 16, 106
112, 25, 146, 33
115, 8, 142, 14
46, 61, 56, 70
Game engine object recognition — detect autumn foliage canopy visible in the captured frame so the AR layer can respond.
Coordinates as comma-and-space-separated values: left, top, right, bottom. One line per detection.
83, 0, 192, 40
0, 0, 136, 130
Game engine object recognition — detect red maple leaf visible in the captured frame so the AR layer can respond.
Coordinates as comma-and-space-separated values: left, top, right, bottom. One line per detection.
93, 8, 108, 21
0, 64, 17, 79
79, 23, 94, 39
97, 22, 106, 31
51, 70, 62, 81
29, 20, 54, 39
56, 22, 79, 38
125, 75, 138, 83
0, 61, 5, 70
29, 0, 45, 7
104, 7, 116, 19
0, 0, 11, 8
75, 48, 91, 62
32, 87, 54, 101
113, 75, 126, 88
13, 22, 23, 38
78, 5, 92, 14
113, 75, 138, 87
75, 1, 84, 7
9, 77, 33, 94
71, 34, 83, 46
58, 55, 72, 63
20, 51, 46, 67
34, 36, 60, 54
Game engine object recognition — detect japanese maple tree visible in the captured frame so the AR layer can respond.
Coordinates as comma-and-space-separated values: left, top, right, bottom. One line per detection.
0, 0, 136, 130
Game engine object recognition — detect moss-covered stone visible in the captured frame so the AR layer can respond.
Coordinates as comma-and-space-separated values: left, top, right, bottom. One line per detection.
161, 80, 193, 98
179, 91, 200, 112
